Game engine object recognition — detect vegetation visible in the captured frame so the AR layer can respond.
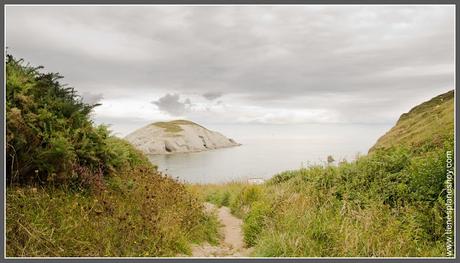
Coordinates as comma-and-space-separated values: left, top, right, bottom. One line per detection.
6, 53, 454, 257
152, 120, 204, 133
189, 182, 251, 217
6, 55, 219, 257
370, 90, 454, 152
196, 90, 455, 257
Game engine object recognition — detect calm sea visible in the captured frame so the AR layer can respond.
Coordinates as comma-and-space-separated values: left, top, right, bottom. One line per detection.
147, 123, 392, 184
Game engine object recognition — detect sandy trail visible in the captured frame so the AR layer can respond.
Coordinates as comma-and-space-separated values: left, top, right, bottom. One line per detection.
190, 203, 252, 257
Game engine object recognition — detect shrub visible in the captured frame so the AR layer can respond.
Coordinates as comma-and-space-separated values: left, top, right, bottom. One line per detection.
5, 54, 150, 191
6, 54, 104, 187
6, 55, 219, 256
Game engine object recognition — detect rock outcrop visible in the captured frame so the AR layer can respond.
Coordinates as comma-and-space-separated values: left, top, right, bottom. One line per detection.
125, 120, 240, 155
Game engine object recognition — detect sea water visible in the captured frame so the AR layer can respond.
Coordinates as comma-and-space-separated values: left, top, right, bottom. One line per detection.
148, 123, 392, 184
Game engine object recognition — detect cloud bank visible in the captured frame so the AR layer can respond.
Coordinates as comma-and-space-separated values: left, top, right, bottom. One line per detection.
151, 93, 192, 116
6, 5, 455, 135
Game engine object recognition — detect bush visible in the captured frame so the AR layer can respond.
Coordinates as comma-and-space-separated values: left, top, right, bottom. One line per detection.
6, 55, 219, 256
5, 54, 151, 191
6, 55, 102, 186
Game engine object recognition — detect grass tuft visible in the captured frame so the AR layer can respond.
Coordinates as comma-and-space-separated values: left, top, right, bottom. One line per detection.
152, 120, 206, 133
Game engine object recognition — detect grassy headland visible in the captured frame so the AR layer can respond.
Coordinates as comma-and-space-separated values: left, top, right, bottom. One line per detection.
5, 55, 219, 257
192, 90, 455, 257
370, 90, 454, 152
151, 120, 206, 133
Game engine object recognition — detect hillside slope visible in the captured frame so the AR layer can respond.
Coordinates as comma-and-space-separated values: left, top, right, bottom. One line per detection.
6, 55, 218, 257
370, 90, 454, 152
125, 120, 240, 155
193, 90, 455, 257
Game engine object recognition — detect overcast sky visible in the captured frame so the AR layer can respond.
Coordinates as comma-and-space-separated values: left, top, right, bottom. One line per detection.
6, 5, 455, 136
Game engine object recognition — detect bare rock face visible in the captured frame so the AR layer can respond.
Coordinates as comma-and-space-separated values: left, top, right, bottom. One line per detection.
125, 120, 241, 155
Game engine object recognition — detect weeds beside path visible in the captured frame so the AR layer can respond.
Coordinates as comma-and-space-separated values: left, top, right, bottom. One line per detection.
189, 203, 252, 257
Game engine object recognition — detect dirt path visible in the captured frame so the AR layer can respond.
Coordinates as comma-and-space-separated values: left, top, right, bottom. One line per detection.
190, 203, 252, 257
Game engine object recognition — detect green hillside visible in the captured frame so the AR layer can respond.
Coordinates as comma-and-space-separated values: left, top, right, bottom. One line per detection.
151, 120, 205, 133
5, 55, 218, 257
194, 90, 455, 257
370, 90, 454, 152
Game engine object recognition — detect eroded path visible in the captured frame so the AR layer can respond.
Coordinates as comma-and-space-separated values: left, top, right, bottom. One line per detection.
190, 203, 252, 257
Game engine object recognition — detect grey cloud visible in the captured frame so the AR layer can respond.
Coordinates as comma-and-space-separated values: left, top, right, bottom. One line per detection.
203, 91, 223, 100
80, 91, 103, 105
5, 5, 455, 126
151, 93, 192, 116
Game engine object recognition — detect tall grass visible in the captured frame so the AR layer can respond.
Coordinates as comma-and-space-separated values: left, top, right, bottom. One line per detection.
194, 90, 455, 257
197, 136, 453, 257
6, 54, 219, 257
7, 169, 220, 257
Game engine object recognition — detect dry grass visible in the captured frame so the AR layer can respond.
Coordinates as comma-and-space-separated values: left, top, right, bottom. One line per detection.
5, 55, 220, 257
188, 182, 247, 205
152, 120, 205, 133
6, 167, 220, 257
196, 147, 450, 257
